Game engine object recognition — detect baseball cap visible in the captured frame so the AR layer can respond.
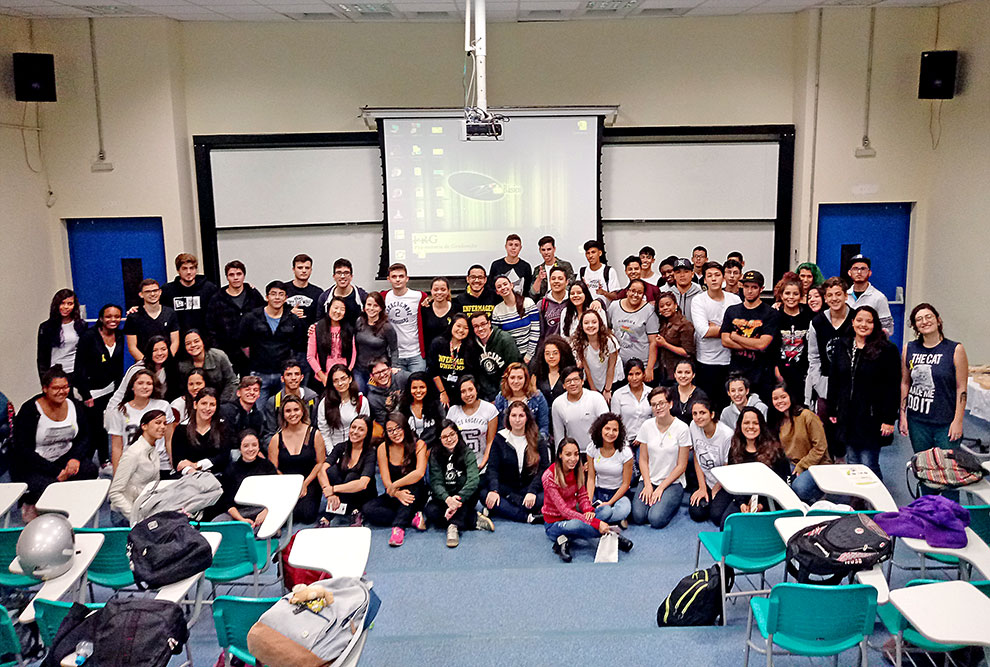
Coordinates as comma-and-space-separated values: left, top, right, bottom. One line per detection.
672, 258, 692, 271
849, 254, 871, 268
740, 270, 765, 287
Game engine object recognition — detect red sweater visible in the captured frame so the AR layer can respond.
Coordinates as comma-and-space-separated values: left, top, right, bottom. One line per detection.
541, 464, 601, 529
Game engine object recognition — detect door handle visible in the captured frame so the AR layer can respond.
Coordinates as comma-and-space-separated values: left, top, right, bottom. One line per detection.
889, 286, 904, 305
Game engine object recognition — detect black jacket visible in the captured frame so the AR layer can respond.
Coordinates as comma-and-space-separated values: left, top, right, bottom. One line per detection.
13, 396, 90, 477
171, 423, 234, 473
828, 337, 901, 449
74, 327, 125, 401
207, 284, 265, 354
238, 308, 305, 374
219, 400, 271, 444
36, 319, 88, 380
481, 432, 549, 497
161, 275, 219, 335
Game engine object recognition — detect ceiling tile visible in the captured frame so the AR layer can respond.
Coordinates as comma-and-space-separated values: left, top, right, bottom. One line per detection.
14, 4, 94, 13
636, 0, 702, 7
258, 1, 330, 8
519, 0, 580, 8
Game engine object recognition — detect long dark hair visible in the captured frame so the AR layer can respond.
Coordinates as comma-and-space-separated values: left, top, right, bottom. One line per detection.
140, 335, 172, 372
767, 381, 803, 433
398, 371, 443, 424
729, 406, 784, 466
590, 412, 627, 452
187, 387, 224, 448
529, 335, 577, 383
445, 312, 479, 355
119, 368, 161, 412
181, 328, 212, 360
322, 364, 359, 430
909, 302, 944, 341
494, 275, 526, 317
433, 419, 468, 469
40, 289, 84, 349
179, 368, 208, 421
315, 297, 355, 368
850, 305, 889, 360
384, 411, 417, 468
362, 291, 389, 335
552, 437, 585, 488
504, 400, 542, 473
561, 281, 595, 335
342, 414, 374, 464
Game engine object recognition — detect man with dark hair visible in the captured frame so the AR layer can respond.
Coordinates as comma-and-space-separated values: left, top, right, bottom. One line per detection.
845, 254, 894, 336
384, 263, 428, 373
530, 235, 574, 298
161, 252, 218, 336
658, 255, 678, 291
489, 234, 533, 296
219, 375, 270, 442
691, 261, 740, 410
580, 239, 620, 305
366, 357, 408, 427
125, 278, 179, 360
720, 270, 777, 402
639, 246, 658, 286
470, 311, 521, 401
284, 253, 323, 329
453, 264, 499, 319
263, 360, 320, 435
617, 256, 661, 303
806, 276, 853, 425
670, 258, 703, 317
316, 257, 368, 327
239, 280, 305, 405
538, 266, 570, 343
691, 246, 709, 287
207, 260, 265, 375
723, 258, 744, 296
726, 251, 745, 267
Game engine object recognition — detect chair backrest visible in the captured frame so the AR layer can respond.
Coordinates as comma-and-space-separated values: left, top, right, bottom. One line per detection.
764, 583, 877, 641
76, 527, 132, 582
723, 509, 803, 560
34, 599, 104, 647
964, 505, 990, 546
194, 521, 260, 570
0, 529, 22, 570
0, 604, 21, 663
806, 509, 880, 518
213, 596, 279, 657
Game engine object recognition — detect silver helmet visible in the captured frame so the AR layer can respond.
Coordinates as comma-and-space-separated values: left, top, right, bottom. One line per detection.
17, 513, 75, 580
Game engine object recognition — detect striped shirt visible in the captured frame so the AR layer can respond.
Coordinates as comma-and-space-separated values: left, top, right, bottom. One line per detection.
492, 298, 541, 358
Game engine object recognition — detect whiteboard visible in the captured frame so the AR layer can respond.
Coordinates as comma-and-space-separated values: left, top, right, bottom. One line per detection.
210, 147, 382, 228
601, 143, 779, 221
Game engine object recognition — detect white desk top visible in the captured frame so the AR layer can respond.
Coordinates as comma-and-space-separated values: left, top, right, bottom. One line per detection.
288, 527, 371, 578
36, 479, 110, 528
711, 462, 807, 512
773, 514, 889, 604
154, 531, 222, 603
0, 483, 27, 520
961, 478, 990, 504
234, 474, 303, 540
983, 461, 990, 475
9, 532, 104, 624
889, 580, 990, 647
808, 464, 898, 512
901, 526, 990, 580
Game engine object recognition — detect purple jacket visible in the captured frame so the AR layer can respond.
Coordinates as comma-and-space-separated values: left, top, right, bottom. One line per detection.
875, 496, 970, 548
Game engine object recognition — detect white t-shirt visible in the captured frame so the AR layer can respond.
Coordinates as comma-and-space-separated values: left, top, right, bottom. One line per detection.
560, 308, 608, 339
317, 395, 371, 454
580, 335, 623, 392
691, 290, 741, 365
105, 399, 175, 471
34, 399, 79, 462
587, 443, 633, 491
610, 384, 653, 445
49, 322, 81, 374
636, 418, 691, 486
640, 272, 660, 286
499, 428, 528, 474
447, 401, 498, 461
551, 390, 609, 449
581, 265, 622, 303
689, 421, 734, 488
384, 289, 423, 359
169, 396, 189, 425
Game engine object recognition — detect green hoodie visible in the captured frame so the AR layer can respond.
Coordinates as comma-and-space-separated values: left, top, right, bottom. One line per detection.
428, 446, 480, 501
475, 328, 522, 401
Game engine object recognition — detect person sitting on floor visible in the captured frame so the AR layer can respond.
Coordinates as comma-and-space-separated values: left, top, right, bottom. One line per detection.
425, 420, 494, 548
319, 415, 377, 527
483, 400, 548, 524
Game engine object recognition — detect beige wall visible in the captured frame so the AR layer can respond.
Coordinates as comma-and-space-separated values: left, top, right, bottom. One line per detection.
1, 4, 987, 403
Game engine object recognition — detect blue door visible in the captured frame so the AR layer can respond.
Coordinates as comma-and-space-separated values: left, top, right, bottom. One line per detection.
66, 217, 167, 322
816, 203, 910, 348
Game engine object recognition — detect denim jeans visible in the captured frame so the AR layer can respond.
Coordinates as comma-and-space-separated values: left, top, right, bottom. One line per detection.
354, 369, 370, 395
631, 482, 684, 529
396, 356, 427, 373
545, 518, 601, 541
907, 418, 954, 454
252, 371, 284, 407
789, 469, 823, 503
593, 488, 631, 523
845, 446, 882, 480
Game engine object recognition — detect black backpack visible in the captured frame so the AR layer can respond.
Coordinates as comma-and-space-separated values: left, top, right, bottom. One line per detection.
41, 603, 101, 667
656, 565, 734, 627
126, 511, 213, 589
92, 598, 188, 667
786, 514, 893, 585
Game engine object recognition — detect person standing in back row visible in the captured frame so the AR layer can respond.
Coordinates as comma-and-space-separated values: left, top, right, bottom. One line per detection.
691, 246, 708, 287
579, 240, 621, 306
37, 289, 88, 382
804, 276, 852, 460
530, 235, 574, 299
284, 253, 323, 329
161, 253, 218, 337
670, 258, 702, 318
207, 260, 265, 377
126, 279, 180, 360
453, 265, 500, 320
846, 255, 894, 337
691, 262, 740, 412
239, 281, 306, 405
490, 234, 533, 297
316, 258, 367, 328
720, 270, 776, 402
384, 263, 427, 373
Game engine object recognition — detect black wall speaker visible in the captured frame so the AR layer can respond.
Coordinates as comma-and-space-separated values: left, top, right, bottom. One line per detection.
919, 50, 957, 100
13, 53, 57, 102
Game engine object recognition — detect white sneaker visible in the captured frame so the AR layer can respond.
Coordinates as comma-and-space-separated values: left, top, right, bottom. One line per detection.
446, 524, 459, 548
476, 512, 494, 532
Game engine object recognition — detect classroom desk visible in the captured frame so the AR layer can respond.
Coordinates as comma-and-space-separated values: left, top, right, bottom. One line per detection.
0, 483, 26, 528
773, 515, 889, 604
8, 532, 104, 624
288, 527, 371, 578
808, 464, 898, 511
960, 478, 990, 504
36, 479, 111, 528
155, 531, 222, 628
888, 580, 990, 667
234, 474, 303, 540
901, 527, 990, 580
711, 462, 807, 512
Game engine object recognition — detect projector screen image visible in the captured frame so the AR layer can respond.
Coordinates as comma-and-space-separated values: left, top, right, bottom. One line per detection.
381, 116, 600, 277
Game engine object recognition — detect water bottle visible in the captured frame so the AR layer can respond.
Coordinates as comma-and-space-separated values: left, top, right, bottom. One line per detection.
74, 641, 93, 665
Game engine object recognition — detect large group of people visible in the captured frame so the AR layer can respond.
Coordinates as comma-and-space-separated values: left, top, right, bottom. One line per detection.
5, 234, 969, 562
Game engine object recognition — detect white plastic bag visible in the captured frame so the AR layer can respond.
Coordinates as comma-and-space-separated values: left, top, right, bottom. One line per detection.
595, 531, 619, 563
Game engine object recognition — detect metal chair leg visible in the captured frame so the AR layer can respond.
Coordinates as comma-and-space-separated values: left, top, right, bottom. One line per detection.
694, 537, 702, 568
895, 631, 903, 667
766, 635, 774, 667
743, 601, 754, 667
719, 560, 728, 626
859, 638, 868, 666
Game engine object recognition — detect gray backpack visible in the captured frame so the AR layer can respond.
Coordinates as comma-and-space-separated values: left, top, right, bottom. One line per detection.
130, 471, 223, 524
248, 577, 372, 666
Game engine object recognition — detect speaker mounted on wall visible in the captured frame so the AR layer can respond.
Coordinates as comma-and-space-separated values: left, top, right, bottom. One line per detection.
919, 50, 957, 100
13, 53, 57, 102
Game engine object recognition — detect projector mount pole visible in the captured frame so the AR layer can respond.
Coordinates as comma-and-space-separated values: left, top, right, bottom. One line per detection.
465, 0, 487, 116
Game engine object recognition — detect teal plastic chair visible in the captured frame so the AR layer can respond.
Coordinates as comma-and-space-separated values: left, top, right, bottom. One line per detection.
194, 522, 271, 595
878, 579, 990, 666
695, 509, 803, 625
0, 604, 24, 667
744, 583, 878, 667
0, 529, 37, 589
916, 505, 990, 575
806, 509, 880, 518
212, 596, 279, 667
34, 599, 105, 648
76, 527, 135, 590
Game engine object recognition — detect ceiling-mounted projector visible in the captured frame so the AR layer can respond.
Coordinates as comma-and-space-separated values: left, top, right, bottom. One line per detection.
462, 120, 502, 141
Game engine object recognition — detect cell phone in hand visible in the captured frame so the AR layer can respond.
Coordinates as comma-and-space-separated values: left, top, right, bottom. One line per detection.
747, 495, 759, 512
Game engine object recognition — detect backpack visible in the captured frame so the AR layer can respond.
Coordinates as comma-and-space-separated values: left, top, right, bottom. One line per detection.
579, 264, 612, 289
127, 511, 213, 589
909, 447, 985, 496
92, 598, 188, 667
656, 565, 733, 627
280, 531, 331, 589
131, 470, 223, 524
785, 514, 892, 585
41, 603, 101, 667
247, 577, 373, 667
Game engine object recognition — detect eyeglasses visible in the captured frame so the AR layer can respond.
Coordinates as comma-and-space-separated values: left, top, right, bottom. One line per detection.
440, 432, 458, 441
373, 367, 391, 376
334, 270, 352, 276
386, 426, 403, 434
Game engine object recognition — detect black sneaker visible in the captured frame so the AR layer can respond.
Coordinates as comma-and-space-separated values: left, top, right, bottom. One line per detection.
551, 536, 572, 563
526, 513, 544, 525
616, 534, 634, 553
